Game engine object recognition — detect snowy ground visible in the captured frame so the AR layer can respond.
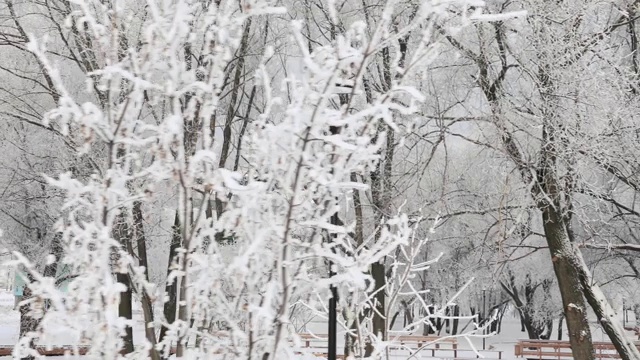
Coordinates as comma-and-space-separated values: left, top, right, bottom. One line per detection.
0, 290, 637, 359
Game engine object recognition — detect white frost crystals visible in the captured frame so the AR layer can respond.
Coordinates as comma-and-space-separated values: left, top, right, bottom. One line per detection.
3, 0, 510, 359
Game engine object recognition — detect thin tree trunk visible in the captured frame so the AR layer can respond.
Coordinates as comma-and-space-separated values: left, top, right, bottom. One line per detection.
366, 120, 391, 357
558, 314, 564, 341
116, 272, 134, 354
367, 261, 386, 355
451, 304, 460, 335
159, 212, 181, 348
19, 277, 37, 360
218, 18, 252, 171
175, 181, 196, 358
113, 213, 134, 354
497, 305, 505, 334
132, 201, 161, 360
344, 173, 364, 358
500, 280, 540, 340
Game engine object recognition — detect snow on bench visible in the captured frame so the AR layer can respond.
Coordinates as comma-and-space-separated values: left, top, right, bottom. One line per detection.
515, 339, 640, 359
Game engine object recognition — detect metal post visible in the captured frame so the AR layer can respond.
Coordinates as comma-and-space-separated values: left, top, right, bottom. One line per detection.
482, 288, 487, 351
327, 91, 347, 360
328, 279, 337, 360
327, 213, 338, 360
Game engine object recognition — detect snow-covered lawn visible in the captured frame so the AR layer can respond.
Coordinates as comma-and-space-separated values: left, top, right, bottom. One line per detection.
0, 290, 637, 359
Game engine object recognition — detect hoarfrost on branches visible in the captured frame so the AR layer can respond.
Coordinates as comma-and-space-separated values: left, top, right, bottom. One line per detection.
1, 0, 524, 359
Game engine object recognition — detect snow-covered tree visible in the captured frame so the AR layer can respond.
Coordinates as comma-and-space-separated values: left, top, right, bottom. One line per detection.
2, 0, 505, 359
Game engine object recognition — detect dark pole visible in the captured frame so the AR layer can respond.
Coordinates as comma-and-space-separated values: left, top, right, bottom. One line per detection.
327, 218, 338, 360
327, 214, 338, 360
624, 298, 626, 328
482, 288, 487, 351
327, 94, 344, 359
327, 91, 348, 360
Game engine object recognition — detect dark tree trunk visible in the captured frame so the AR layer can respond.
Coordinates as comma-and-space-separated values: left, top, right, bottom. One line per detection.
117, 272, 134, 354
540, 318, 553, 340
500, 279, 542, 340
424, 305, 436, 335
159, 212, 181, 347
365, 135, 388, 356
451, 304, 460, 335
344, 173, 364, 358
113, 213, 134, 354
496, 304, 505, 334
365, 261, 386, 356
19, 283, 37, 360
540, 206, 594, 359
132, 201, 160, 360
558, 315, 564, 341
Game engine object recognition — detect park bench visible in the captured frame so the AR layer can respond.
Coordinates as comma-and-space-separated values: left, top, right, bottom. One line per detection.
0, 345, 183, 357
391, 334, 459, 357
297, 333, 460, 358
624, 326, 640, 339
0, 345, 89, 356
515, 339, 640, 359
392, 336, 504, 359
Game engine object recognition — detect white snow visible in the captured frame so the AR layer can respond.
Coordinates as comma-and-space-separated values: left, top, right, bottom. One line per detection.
0, 293, 633, 360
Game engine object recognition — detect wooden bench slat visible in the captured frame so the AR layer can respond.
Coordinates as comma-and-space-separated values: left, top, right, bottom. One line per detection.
515, 339, 637, 359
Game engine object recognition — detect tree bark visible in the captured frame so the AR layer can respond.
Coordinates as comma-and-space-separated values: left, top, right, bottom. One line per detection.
558, 314, 564, 341
540, 205, 593, 359
367, 261, 386, 356
366, 156, 387, 356
478, 62, 596, 359
159, 212, 181, 347
116, 272, 134, 354
19, 280, 37, 360
132, 201, 161, 360
573, 250, 640, 359
500, 277, 543, 340
113, 213, 134, 354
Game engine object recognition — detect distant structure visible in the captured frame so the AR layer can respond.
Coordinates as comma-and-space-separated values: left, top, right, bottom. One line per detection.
13, 270, 25, 309
0, 252, 14, 291
0, 251, 73, 309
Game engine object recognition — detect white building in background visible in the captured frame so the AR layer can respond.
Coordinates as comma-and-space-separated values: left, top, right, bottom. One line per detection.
0, 252, 14, 291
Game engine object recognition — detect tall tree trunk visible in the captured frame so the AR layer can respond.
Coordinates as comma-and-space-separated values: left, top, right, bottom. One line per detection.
367, 261, 386, 355
218, 18, 251, 171
366, 158, 387, 357
460, 9, 598, 355
116, 272, 134, 354
19, 278, 37, 360
18, 233, 63, 359
500, 278, 541, 340
344, 173, 364, 358
113, 213, 134, 354
133, 201, 161, 360
159, 212, 181, 347
481, 77, 596, 358
451, 304, 460, 335
539, 206, 593, 359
